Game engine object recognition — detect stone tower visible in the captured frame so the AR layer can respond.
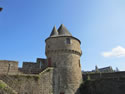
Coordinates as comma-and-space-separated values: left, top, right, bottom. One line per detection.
45, 24, 82, 94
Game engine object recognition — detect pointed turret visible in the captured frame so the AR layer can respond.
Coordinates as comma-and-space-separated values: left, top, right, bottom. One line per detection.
58, 24, 72, 36
50, 26, 58, 37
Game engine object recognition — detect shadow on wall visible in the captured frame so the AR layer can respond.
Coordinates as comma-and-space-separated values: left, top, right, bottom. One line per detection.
75, 85, 82, 94
78, 78, 125, 94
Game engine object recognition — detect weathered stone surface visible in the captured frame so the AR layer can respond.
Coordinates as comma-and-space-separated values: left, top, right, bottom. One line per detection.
0, 25, 83, 94
39, 68, 53, 94
79, 78, 125, 94
0, 60, 18, 75
46, 35, 82, 94
0, 74, 40, 94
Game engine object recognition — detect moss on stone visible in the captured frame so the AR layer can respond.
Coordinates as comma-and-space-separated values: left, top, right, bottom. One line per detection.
0, 80, 17, 94
0, 80, 7, 89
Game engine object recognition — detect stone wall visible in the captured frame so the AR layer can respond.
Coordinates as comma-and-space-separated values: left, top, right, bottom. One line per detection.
39, 67, 54, 94
37, 58, 48, 70
79, 77, 125, 94
23, 62, 40, 69
0, 67, 54, 94
21, 58, 48, 74
0, 80, 18, 94
51, 54, 82, 94
46, 36, 82, 94
18, 68, 43, 74
45, 36, 82, 56
83, 71, 125, 81
0, 60, 18, 75
0, 74, 40, 94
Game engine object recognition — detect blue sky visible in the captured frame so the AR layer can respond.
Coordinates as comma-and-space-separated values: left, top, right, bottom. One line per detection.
0, 0, 125, 71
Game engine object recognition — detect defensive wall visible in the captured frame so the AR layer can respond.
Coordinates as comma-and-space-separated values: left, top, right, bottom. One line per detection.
0, 67, 53, 94
0, 80, 18, 94
0, 58, 53, 94
0, 58, 48, 75
46, 35, 82, 94
1, 24, 125, 94
83, 71, 125, 81
79, 77, 125, 94
0, 60, 18, 75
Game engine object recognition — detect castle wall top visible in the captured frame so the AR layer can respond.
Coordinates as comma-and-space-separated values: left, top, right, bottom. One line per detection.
0, 60, 18, 74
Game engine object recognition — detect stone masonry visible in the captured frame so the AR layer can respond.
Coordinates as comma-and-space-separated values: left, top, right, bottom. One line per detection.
0, 24, 83, 94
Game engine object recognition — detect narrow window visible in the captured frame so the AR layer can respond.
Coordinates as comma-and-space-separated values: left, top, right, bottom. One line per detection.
7, 64, 11, 74
66, 38, 71, 44
79, 60, 81, 67
48, 58, 52, 67
39, 61, 43, 68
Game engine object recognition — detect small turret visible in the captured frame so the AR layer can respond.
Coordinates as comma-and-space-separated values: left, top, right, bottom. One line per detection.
58, 24, 72, 36
50, 26, 58, 37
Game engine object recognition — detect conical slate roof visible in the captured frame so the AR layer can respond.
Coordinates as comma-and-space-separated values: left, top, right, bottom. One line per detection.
50, 26, 58, 37
58, 24, 72, 36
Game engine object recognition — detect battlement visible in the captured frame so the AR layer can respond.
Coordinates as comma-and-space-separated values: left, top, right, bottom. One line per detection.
23, 62, 39, 69
0, 60, 18, 75
0, 58, 49, 75
20, 58, 48, 74
83, 71, 125, 81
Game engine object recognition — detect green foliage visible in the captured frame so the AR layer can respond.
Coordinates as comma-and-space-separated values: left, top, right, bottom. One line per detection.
0, 81, 7, 89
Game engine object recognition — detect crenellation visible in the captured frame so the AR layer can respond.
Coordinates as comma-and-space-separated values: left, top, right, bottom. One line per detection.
23, 62, 39, 69
0, 60, 18, 75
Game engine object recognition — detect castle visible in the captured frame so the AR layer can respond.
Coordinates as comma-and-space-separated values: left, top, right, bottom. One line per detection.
1, 24, 125, 94
0, 24, 82, 94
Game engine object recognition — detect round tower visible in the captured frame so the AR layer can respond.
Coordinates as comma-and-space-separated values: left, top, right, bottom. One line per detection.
45, 24, 82, 94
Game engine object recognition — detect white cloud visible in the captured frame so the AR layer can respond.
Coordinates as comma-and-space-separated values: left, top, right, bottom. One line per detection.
102, 46, 125, 58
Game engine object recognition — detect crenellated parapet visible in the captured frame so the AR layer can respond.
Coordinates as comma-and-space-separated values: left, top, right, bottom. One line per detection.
0, 60, 18, 75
